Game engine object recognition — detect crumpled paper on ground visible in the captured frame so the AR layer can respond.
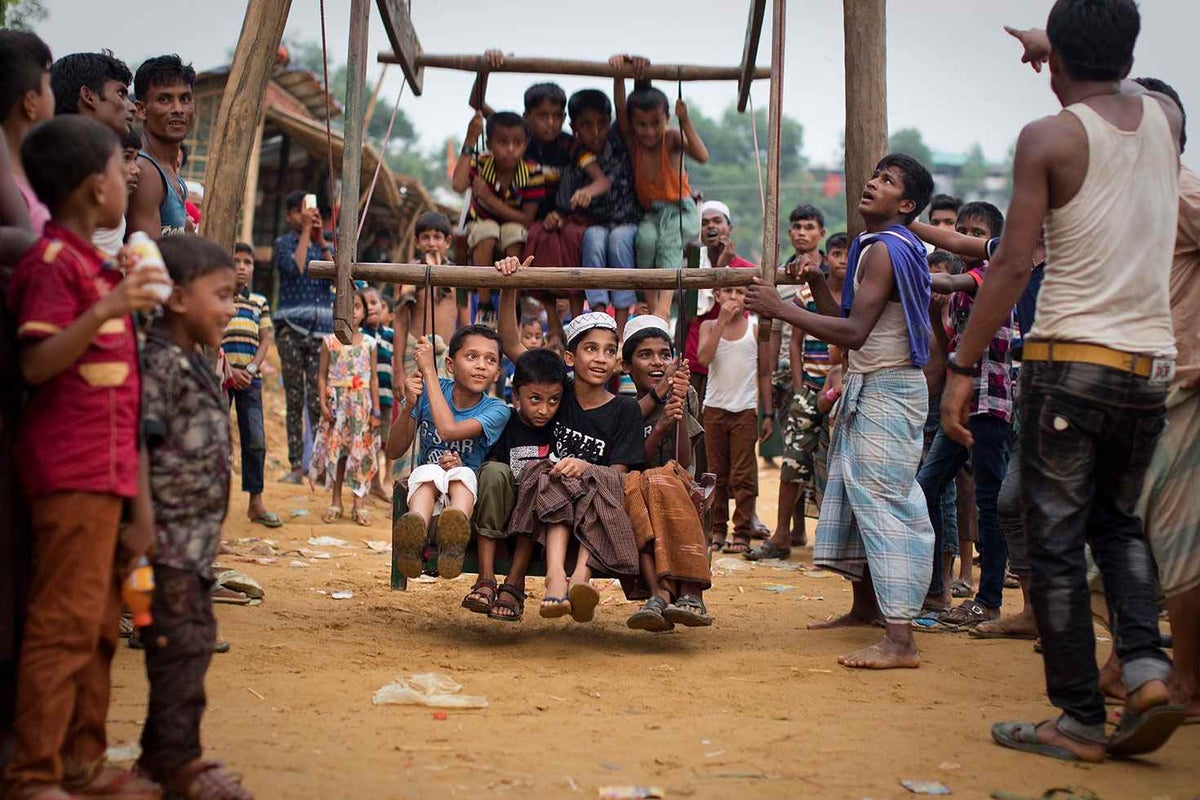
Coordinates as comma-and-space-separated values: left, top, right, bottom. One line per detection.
372, 673, 489, 709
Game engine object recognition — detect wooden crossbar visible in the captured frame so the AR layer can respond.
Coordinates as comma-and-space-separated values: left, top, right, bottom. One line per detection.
378, 53, 770, 82
309, 261, 804, 289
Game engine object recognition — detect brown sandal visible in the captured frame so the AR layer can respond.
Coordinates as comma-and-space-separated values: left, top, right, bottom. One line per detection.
166, 760, 252, 800
488, 584, 526, 623
461, 577, 498, 614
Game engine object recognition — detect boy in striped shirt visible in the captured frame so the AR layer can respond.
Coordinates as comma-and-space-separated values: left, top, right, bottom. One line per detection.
360, 285, 395, 500
221, 242, 280, 527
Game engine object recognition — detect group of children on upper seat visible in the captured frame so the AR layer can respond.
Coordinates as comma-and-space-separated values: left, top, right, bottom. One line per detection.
450, 53, 708, 342
381, 254, 714, 631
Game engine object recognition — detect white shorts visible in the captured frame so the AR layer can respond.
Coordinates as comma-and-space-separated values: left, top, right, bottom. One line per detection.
407, 464, 479, 514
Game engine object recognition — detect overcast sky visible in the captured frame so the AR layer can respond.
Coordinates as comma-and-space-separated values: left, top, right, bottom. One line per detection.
37, 0, 1200, 172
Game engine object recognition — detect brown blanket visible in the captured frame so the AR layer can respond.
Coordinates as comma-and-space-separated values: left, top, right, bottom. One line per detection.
624, 463, 712, 592
508, 459, 640, 578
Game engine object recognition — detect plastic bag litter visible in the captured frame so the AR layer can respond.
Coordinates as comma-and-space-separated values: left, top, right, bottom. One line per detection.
762, 584, 795, 593
373, 673, 489, 709
599, 788, 664, 799
308, 536, 348, 547
364, 540, 392, 553
105, 742, 141, 763
330, 590, 354, 600
901, 779, 951, 795
216, 570, 264, 599
713, 557, 751, 574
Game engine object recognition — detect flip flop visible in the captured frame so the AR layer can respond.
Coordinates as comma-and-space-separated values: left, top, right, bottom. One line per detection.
211, 587, 250, 605
539, 596, 571, 619
392, 511, 428, 579
251, 511, 283, 528
1107, 703, 1186, 758
435, 509, 471, 579
744, 541, 791, 561
969, 621, 1038, 640
567, 582, 600, 623
991, 720, 1081, 762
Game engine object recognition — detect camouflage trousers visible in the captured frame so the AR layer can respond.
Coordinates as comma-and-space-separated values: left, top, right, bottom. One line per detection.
780, 384, 824, 485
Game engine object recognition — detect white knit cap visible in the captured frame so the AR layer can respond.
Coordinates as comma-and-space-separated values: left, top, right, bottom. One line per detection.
699, 200, 732, 225
564, 311, 618, 349
620, 314, 672, 349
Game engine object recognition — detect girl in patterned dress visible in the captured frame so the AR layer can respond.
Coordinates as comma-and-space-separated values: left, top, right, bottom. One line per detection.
311, 291, 380, 525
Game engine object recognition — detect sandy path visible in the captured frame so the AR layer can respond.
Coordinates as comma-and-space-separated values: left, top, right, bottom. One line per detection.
104, 377, 1199, 799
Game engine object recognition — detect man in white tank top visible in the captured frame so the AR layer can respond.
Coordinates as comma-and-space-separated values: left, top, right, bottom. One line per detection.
746, 153, 936, 671
944, 1, 1186, 763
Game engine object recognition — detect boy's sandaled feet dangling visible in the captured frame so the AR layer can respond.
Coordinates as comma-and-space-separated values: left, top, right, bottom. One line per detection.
320, 505, 343, 524
435, 509, 471, 579
664, 594, 713, 627
627, 596, 674, 633
461, 578, 497, 614
567, 581, 600, 623
489, 584, 526, 623
392, 511, 428, 579
539, 595, 571, 618
744, 540, 790, 561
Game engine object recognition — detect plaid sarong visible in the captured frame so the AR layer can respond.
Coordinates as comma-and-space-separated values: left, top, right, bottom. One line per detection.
814, 367, 934, 623
1139, 385, 1200, 598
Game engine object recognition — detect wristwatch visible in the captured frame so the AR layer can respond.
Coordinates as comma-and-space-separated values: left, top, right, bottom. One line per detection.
245, 363, 259, 376
946, 357, 975, 377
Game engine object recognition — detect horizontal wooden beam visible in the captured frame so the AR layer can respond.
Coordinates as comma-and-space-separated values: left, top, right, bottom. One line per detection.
737, 0, 768, 112
308, 261, 805, 289
378, 53, 770, 82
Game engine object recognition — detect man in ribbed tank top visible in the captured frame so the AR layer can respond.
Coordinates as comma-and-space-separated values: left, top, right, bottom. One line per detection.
944, 1, 1186, 762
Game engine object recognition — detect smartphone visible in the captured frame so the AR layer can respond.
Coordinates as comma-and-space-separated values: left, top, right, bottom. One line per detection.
303, 193, 317, 211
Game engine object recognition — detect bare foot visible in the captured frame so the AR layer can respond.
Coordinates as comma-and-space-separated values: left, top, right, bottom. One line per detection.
809, 611, 878, 630
1126, 678, 1172, 716
1099, 660, 1127, 704
838, 637, 921, 669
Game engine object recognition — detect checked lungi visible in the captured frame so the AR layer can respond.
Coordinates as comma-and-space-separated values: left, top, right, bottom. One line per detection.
813, 366, 934, 623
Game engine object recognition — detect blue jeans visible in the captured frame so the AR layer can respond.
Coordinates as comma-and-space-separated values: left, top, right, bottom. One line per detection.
229, 380, 266, 494
582, 224, 638, 310
922, 394, 958, 553
917, 414, 1010, 607
1021, 361, 1170, 733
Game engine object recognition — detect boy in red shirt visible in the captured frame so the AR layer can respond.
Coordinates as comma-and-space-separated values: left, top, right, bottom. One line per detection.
5, 115, 165, 799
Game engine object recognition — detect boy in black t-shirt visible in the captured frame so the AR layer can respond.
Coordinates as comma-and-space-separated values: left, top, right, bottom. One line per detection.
496, 256, 644, 623
465, 349, 566, 623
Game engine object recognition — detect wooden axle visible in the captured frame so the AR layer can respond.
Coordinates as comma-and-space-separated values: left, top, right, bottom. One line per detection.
378, 52, 771, 82
308, 261, 805, 289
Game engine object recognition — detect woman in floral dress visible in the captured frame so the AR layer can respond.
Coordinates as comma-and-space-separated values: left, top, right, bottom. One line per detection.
311, 291, 380, 525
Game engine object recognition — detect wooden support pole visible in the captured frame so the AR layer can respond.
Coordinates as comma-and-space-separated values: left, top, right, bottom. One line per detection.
758, 0, 786, 343
380, 53, 771, 82
333, 0, 371, 344
307, 262, 810, 290
737, 0, 768, 112
201, 0, 292, 252
843, 0, 888, 239
238, 116, 264, 246
375, 0, 424, 94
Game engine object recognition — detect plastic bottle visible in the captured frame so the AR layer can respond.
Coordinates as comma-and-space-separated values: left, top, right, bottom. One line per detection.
122, 555, 155, 628
126, 232, 174, 303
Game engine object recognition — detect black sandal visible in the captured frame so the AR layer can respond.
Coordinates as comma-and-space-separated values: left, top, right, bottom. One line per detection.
744, 541, 791, 561
722, 537, 752, 555
627, 596, 674, 633
487, 584, 526, 623
461, 577, 498, 614
663, 594, 713, 627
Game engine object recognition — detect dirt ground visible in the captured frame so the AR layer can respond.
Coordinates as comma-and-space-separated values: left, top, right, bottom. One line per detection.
105, 374, 1199, 800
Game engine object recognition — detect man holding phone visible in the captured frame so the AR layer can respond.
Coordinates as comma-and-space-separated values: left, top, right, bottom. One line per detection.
273, 189, 335, 484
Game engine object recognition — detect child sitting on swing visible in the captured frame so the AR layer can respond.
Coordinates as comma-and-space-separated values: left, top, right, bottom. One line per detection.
386, 325, 511, 580
495, 256, 645, 623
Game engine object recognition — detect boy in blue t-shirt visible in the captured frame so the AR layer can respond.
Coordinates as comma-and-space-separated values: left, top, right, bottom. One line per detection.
386, 325, 510, 580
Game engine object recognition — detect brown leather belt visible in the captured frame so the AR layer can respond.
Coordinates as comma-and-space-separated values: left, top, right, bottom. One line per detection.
1022, 341, 1155, 378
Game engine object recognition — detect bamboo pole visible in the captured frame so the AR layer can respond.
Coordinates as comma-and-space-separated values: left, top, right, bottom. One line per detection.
333, 0, 371, 344
308, 261, 807, 289
379, 53, 770, 82
843, 0, 888, 239
757, 0, 785, 343
201, 0, 292, 252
